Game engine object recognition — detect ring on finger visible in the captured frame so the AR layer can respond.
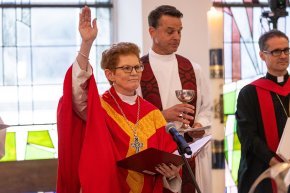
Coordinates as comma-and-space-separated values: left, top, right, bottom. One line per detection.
167, 176, 176, 181
178, 113, 183, 118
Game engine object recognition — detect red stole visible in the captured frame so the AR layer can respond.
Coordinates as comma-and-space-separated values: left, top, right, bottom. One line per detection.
57, 66, 122, 193
251, 78, 290, 193
251, 78, 290, 151
140, 54, 197, 126
140, 54, 197, 193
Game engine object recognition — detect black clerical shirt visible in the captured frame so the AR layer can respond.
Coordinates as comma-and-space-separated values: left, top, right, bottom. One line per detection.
235, 72, 290, 193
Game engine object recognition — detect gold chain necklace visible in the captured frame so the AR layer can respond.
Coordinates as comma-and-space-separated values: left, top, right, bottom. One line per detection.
276, 93, 289, 117
108, 89, 143, 153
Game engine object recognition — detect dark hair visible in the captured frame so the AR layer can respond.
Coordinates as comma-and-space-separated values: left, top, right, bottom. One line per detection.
148, 5, 183, 28
101, 42, 140, 85
258, 29, 289, 51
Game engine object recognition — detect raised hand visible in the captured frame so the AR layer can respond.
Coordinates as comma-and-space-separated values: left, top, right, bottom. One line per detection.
77, 6, 98, 70
79, 6, 98, 44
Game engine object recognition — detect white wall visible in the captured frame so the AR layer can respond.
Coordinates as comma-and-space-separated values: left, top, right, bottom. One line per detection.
113, 0, 143, 50
115, 0, 212, 77
141, 0, 211, 78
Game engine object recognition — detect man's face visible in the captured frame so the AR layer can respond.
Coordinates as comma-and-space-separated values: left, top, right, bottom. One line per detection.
150, 15, 183, 55
260, 36, 289, 76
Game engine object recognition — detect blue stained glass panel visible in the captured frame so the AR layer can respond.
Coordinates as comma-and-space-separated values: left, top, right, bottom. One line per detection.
0, 9, 2, 47
17, 47, 32, 85
96, 8, 111, 45
240, 43, 260, 79
31, 8, 77, 46
16, 9, 31, 46
3, 9, 16, 46
224, 43, 233, 82
32, 46, 75, 84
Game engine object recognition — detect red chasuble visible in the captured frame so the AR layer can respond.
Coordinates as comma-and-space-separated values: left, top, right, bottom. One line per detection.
251, 78, 290, 193
57, 66, 177, 193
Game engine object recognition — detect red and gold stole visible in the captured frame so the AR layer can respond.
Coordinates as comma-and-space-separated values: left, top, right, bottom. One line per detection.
251, 78, 290, 193
101, 87, 177, 193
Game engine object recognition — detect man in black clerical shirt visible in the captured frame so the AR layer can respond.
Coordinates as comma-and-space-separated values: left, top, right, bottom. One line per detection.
236, 29, 290, 193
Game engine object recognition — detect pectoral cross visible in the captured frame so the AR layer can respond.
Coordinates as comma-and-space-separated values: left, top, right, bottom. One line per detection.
131, 135, 143, 153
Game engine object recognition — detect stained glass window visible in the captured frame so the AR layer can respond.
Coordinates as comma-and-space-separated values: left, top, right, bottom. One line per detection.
213, 0, 290, 192
0, 1, 112, 164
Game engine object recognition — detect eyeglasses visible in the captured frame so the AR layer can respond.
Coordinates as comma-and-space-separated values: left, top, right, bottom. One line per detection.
114, 64, 144, 73
262, 48, 290, 57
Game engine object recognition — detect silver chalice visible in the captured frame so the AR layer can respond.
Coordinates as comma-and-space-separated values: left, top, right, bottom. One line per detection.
175, 89, 195, 130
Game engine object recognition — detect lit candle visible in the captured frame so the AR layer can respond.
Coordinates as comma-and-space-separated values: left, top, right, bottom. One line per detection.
207, 7, 223, 49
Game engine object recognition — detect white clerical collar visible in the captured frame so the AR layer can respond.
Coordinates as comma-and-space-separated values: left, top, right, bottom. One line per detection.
115, 91, 137, 105
277, 76, 284, 83
149, 49, 176, 61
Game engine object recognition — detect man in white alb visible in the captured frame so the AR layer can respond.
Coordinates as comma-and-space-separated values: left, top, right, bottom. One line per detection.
139, 5, 212, 193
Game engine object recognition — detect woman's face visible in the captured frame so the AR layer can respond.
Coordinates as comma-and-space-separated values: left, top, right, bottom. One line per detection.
105, 54, 142, 96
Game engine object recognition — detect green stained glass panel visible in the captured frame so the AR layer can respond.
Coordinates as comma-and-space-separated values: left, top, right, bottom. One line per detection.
223, 91, 236, 115
224, 113, 241, 187
233, 119, 237, 132
233, 132, 241, 150
232, 150, 241, 184
225, 150, 229, 162
0, 132, 16, 161
25, 144, 54, 160
27, 130, 53, 148
224, 137, 228, 152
